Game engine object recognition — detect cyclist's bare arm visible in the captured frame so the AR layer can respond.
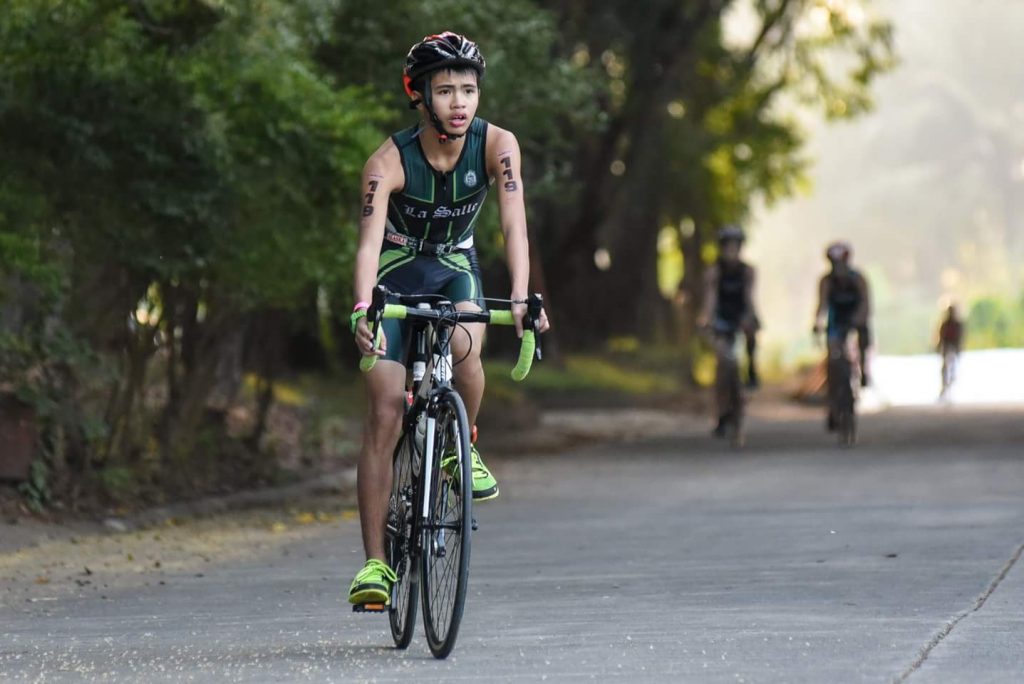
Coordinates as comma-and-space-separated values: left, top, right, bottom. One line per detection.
698, 265, 720, 328
853, 272, 871, 328
742, 265, 758, 326
486, 125, 549, 335
814, 275, 830, 331
353, 141, 404, 356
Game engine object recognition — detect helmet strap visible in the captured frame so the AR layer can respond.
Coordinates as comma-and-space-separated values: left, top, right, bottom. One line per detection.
419, 85, 466, 144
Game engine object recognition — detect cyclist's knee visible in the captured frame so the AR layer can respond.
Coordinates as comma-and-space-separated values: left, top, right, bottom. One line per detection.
716, 346, 738, 371
365, 393, 403, 437
453, 355, 484, 392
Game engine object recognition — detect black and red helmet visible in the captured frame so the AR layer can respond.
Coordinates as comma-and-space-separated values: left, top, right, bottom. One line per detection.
403, 32, 486, 98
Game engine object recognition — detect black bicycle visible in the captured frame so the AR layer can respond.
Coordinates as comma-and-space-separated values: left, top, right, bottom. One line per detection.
820, 325, 857, 447
354, 285, 542, 659
709, 320, 745, 447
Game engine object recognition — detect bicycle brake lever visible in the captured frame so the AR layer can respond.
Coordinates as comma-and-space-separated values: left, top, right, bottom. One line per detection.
368, 285, 388, 340
527, 293, 543, 361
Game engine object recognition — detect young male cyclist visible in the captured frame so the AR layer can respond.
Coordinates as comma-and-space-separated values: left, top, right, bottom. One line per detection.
813, 241, 871, 429
347, 32, 550, 606
697, 225, 761, 437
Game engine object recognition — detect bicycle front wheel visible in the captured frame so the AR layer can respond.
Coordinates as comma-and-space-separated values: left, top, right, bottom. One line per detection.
386, 433, 419, 648
729, 372, 745, 448
420, 389, 473, 659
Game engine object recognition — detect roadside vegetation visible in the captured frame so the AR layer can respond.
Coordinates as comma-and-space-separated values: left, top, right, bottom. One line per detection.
0, 0, 894, 510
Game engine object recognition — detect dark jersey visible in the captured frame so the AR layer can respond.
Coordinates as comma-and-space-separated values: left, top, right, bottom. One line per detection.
385, 118, 489, 246
939, 319, 963, 346
827, 270, 863, 317
716, 261, 751, 325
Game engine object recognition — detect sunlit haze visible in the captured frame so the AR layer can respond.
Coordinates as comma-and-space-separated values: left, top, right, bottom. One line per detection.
747, 0, 1024, 360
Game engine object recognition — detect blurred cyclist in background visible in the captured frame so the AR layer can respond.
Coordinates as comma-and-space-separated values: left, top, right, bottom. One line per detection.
937, 304, 964, 400
813, 241, 871, 429
698, 225, 761, 437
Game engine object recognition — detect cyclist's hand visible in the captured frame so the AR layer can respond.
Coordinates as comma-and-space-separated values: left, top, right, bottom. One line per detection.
536, 307, 551, 334
355, 317, 386, 357
511, 300, 527, 338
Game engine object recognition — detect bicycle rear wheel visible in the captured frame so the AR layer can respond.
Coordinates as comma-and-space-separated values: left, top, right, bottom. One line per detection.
420, 389, 473, 659
386, 433, 419, 648
834, 360, 856, 447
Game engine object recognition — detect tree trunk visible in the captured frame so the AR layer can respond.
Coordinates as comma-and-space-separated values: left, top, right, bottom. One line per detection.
542, 2, 726, 349
678, 223, 707, 386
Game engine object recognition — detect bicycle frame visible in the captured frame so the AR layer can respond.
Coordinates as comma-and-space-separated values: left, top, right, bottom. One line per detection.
825, 326, 858, 446
362, 284, 544, 655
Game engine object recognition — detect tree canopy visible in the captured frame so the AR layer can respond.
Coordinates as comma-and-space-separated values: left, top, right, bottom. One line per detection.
0, 0, 894, 505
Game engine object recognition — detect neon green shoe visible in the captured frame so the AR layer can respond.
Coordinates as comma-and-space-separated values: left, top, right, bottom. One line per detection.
348, 558, 397, 605
442, 445, 499, 502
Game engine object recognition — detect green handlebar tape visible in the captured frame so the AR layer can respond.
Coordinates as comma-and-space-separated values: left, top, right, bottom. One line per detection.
382, 304, 407, 319
489, 310, 514, 326
511, 330, 536, 382
359, 328, 385, 373
358, 306, 405, 373
349, 308, 367, 334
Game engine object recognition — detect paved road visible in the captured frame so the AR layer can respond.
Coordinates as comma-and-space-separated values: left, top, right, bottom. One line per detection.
3, 403, 1023, 682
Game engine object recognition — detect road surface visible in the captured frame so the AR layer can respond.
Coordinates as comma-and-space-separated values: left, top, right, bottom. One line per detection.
2, 401, 1023, 682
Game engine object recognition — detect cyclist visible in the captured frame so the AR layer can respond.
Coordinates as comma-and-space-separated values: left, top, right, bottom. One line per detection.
698, 225, 761, 437
937, 304, 964, 399
346, 32, 549, 606
813, 241, 871, 430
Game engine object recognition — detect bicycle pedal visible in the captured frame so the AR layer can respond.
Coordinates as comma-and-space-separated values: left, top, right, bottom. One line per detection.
471, 517, 478, 531
352, 603, 387, 613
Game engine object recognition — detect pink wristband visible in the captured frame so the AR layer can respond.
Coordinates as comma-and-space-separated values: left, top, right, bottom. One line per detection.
353, 301, 370, 312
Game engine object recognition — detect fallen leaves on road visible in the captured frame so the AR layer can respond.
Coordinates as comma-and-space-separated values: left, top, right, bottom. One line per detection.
0, 496, 357, 607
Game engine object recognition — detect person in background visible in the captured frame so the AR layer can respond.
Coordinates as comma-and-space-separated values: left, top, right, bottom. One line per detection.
813, 241, 871, 430
698, 225, 761, 437
937, 304, 964, 400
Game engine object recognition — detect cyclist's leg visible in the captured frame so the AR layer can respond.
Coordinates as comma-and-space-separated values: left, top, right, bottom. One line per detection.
857, 323, 871, 386
825, 324, 849, 430
450, 304, 485, 425
742, 314, 760, 388
357, 361, 407, 562
438, 250, 486, 425
438, 250, 496, 499
356, 251, 419, 563
713, 329, 738, 432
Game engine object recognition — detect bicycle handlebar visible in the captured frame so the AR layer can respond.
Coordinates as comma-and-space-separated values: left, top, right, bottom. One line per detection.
359, 287, 543, 381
